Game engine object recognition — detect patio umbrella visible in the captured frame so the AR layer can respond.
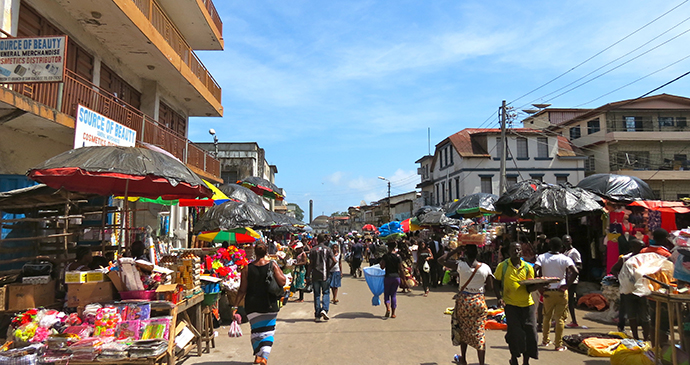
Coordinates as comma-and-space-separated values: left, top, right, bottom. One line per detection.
238, 176, 284, 201
218, 183, 263, 205
197, 227, 261, 244
194, 200, 274, 231
495, 179, 548, 216
446, 193, 499, 218
400, 218, 421, 233
576, 173, 654, 203
362, 224, 377, 232
27, 146, 211, 200
414, 206, 444, 221
518, 184, 603, 234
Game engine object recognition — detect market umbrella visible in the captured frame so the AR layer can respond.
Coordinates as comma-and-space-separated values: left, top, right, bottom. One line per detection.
194, 200, 274, 231
238, 176, 284, 201
362, 224, 377, 232
414, 205, 444, 221
400, 218, 421, 233
518, 184, 603, 234
576, 173, 655, 203
117, 180, 233, 206
446, 193, 499, 218
218, 183, 263, 205
197, 227, 261, 244
27, 146, 211, 200
495, 179, 548, 216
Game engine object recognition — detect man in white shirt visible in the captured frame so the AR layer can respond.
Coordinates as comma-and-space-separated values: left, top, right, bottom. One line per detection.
534, 237, 577, 352
562, 235, 582, 328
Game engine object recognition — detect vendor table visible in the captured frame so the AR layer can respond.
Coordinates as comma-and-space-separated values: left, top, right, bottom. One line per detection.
56, 293, 205, 365
648, 292, 689, 365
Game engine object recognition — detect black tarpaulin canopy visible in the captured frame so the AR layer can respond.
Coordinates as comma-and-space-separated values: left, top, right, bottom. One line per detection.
576, 173, 655, 203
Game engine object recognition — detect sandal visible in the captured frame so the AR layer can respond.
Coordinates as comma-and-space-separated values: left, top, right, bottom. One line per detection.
384, 310, 390, 318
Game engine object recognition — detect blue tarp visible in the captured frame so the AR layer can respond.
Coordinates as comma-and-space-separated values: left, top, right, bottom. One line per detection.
363, 265, 385, 306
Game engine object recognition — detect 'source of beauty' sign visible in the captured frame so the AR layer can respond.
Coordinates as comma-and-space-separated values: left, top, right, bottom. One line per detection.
74, 105, 137, 148
0, 35, 67, 83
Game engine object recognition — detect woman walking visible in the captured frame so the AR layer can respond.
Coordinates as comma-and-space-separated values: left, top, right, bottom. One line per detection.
290, 242, 308, 302
330, 244, 342, 303
379, 240, 404, 318
439, 244, 493, 365
417, 240, 433, 296
234, 243, 287, 365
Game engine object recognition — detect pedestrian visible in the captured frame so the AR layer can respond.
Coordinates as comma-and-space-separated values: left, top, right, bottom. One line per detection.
534, 237, 577, 351
440, 244, 493, 365
234, 243, 286, 365
611, 238, 644, 335
289, 242, 308, 303
308, 234, 336, 322
562, 235, 582, 328
379, 240, 404, 318
417, 240, 433, 296
330, 244, 342, 304
615, 238, 651, 340
350, 238, 364, 277
494, 242, 540, 365
430, 237, 445, 287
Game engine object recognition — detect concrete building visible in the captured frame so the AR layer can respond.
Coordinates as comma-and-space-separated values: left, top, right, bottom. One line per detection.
416, 128, 586, 205
0, 0, 225, 247
534, 94, 690, 200
196, 142, 284, 211
347, 191, 423, 229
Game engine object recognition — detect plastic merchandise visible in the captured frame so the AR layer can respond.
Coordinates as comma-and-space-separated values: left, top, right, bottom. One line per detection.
0, 343, 41, 365
610, 339, 653, 365
140, 317, 172, 340
583, 337, 621, 357
82, 303, 102, 325
46, 334, 80, 351
228, 321, 242, 338
128, 339, 168, 358
98, 340, 131, 361
116, 320, 141, 340
94, 307, 122, 337
62, 325, 92, 339
363, 265, 385, 306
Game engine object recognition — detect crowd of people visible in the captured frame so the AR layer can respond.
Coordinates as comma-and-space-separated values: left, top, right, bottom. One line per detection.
229, 226, 685, 365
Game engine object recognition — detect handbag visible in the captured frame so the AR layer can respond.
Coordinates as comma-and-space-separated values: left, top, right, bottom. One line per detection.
423, 260, 431, 273
453, 263, 480, 299
265, 261, 285, 297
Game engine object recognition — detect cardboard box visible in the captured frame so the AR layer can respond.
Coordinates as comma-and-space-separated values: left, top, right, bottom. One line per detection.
65, 271, 88, 284
67, 282, 114, 307
7, 280, 56, 310
0, 286, 6, 311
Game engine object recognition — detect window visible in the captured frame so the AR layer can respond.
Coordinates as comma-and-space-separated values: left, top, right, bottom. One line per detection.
530, 174, 543, 182
677, 117, 687, 128
585, 155, 596, 172
455, 177, 460, 199
516, 137, 529, 159
587, 119, 600, 134
537, 137, 549, 158
556, 175, 568, 185
480, 177, 492, 194
495, 137, 503, 159
448, 180, 453, 201
441, 182, 446, 203
652, 190, 661, 200
221, 171, 238, 185
659, 117, 674, 127
625, 116, 643, 132
449, 146, 454, 164
569, 126, 581, 140
506, 176, 518, 187
435, 184, 440, 205
444, 148, 448, 167
615, 151, 650, 170
100, 64, 141, 109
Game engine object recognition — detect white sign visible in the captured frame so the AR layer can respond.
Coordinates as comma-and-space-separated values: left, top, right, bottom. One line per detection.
74, 105, 137, 148
0, 36, 67, 83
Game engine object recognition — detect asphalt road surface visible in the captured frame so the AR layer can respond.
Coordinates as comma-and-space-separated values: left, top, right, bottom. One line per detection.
185, 273, 616, 365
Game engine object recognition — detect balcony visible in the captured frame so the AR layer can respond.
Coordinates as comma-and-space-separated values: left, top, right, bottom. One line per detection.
609, 153, 690, 181
153, 0, 224, 50
605, 118, 690, 141
1, 69, 221, 181
53, 0, 222, 117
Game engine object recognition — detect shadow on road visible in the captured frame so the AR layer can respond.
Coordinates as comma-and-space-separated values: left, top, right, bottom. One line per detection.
333, 311, 381, 320
277, 317, 322, 323
178, 362, 247, 365
583, 360, 610, 365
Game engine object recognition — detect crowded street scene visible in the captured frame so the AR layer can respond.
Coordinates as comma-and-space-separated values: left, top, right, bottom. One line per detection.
0, 0, 690, 364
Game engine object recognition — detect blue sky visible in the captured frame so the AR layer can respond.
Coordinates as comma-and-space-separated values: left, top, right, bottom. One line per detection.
188, 0, 690, 219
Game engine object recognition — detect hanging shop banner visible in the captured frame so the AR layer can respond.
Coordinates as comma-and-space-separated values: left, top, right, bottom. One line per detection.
0, 35, 67, 83
74, 105, 137, 148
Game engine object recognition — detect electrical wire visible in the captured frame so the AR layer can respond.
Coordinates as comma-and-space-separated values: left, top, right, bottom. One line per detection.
508, 0, 689, 106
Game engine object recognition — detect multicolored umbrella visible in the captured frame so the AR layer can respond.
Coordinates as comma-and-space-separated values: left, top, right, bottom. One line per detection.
400, 218, 421, 233
116, 180, 233, 206
238, 176, 284, 201
197, 227, 261, 244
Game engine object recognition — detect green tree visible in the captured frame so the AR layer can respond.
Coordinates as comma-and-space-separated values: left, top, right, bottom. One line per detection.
287, 203, 304, 221
330, 211, 348, 217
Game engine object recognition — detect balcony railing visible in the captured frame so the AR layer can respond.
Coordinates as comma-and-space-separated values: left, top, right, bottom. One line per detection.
1, 69, 221, 178
131, 0, 222, 104
606, 118, 690, 133
201, 0, 223, 34
609, 152, 690, 172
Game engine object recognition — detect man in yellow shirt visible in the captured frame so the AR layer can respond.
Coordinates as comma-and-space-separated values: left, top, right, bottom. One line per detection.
494, 242, 541, 365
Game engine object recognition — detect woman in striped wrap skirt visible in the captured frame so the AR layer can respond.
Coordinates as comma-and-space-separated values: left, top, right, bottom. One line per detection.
235, 243, 286, 364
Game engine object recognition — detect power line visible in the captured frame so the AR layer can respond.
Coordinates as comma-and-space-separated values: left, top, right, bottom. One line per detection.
508, 0, 689, 106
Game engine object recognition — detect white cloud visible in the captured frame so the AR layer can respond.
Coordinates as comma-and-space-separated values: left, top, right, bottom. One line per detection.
325, 171, 344, 185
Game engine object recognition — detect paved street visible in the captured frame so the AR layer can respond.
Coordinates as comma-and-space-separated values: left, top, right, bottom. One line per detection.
186, 273, 615, 365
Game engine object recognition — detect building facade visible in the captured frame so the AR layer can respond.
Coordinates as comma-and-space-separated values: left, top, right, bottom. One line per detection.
416, 128, 586, 206
541, 94, 690, 200
0, 0, 225, 247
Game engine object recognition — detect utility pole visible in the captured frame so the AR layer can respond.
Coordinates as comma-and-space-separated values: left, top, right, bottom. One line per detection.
387, 180, 391, 221
498, 100, 507, 195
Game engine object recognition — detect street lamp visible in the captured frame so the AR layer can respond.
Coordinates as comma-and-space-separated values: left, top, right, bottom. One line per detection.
378, 176, 391, 221
209, 129, 219, 158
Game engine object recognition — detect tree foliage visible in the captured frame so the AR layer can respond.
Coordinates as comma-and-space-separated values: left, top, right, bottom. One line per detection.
287, 203, 304, 221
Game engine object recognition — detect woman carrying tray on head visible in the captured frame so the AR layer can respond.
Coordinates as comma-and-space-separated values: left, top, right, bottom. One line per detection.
438, 244, 494, 365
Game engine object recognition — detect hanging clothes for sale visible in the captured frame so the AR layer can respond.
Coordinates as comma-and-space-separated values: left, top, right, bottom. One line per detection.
648, 210, 661, 232
660, 211, 677, 232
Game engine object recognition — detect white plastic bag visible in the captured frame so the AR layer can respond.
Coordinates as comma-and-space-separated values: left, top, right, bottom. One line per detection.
619, 252, 673, 296
423, 261, 430, 273
228, 321, 242, 338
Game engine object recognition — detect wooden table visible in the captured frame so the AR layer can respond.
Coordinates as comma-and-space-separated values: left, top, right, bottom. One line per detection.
648, 292, 690, 365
